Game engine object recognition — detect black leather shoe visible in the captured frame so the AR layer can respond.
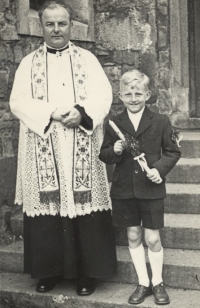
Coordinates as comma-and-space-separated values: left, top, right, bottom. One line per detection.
36, 277, 57, 293
152, 283, 170, 305
77, 277, 95, 296
128, 284, 152, 304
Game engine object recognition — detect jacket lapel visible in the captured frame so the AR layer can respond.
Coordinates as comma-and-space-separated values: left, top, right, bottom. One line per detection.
113, 106, 154, 138
135, 106, 154, 138
115, 109, 136, 137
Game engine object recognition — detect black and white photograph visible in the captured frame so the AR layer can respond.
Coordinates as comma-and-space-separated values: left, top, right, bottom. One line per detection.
0, 1, 199, 307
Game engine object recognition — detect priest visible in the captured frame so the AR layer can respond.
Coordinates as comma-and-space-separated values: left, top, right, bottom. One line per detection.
10, 0, 117, 295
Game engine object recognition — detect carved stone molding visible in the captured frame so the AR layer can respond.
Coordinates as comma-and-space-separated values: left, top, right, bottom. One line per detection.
170, 0, 200, 126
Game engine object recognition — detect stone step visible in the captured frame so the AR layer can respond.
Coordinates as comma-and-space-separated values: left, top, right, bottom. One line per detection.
0, 240, 23, 274
113, 246, 200, 291
9, 184, 200, 238
180, 131, 200, 158
10, 213, 200, 250
165, 183, 200, 214
1, 272, 200, 308
166, 158, 200, 183
115, 213, 200, 250
1, 241, 200, 291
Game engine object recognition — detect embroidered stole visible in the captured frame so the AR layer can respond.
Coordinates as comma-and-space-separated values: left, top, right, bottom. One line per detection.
31, 43, 92, 206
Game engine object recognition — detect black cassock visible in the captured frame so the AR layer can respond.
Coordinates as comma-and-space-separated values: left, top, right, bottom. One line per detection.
24, 209, 117, 279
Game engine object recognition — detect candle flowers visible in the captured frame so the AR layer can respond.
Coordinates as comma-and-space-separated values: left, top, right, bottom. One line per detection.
109, 120, 163, 183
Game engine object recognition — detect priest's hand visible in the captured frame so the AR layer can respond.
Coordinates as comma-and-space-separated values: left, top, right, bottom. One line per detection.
61, 108, 82, 128
51, 107, 71, 121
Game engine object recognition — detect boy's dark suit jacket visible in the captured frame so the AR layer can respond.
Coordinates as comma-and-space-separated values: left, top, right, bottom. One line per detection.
99, 106, 181, 200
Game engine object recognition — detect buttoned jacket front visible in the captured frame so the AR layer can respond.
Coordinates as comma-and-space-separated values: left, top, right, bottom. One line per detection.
99, 107, 181, 200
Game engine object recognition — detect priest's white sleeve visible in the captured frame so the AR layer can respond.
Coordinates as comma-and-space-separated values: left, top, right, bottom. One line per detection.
78, 49, 113, 134
9, 52, 56, 139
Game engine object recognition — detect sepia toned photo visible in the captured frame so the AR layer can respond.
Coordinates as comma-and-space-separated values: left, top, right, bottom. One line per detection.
0, 1, 199, 307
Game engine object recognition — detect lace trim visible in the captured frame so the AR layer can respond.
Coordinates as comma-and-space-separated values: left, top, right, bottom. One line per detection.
16, 123, 111, 217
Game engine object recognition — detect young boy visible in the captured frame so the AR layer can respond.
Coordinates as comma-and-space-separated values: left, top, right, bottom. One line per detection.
99, 69, 181, 305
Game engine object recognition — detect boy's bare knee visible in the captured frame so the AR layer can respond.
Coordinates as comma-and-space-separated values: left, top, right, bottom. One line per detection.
127, 226, 142, 246
146, 235, 159, 248
144, 229, 161, 250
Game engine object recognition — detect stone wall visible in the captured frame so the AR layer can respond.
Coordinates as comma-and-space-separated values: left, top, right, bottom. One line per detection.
0, 0, 189, 206
93, 0, 171, 116
0, 0, 44, 206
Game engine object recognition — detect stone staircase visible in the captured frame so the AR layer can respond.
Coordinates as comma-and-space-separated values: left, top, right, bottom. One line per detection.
0, 131, 200, 307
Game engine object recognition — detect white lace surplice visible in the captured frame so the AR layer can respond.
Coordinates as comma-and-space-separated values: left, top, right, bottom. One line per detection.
10, 43, 112, 218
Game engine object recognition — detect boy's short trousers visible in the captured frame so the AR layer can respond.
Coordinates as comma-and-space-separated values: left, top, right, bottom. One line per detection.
111, 198, 164, 230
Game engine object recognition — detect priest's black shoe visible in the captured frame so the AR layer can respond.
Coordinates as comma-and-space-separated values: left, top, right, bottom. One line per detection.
36, 277, 57, 293
77, 276, 95, 296
128, 284, 152, 304
152, 283, 170, 305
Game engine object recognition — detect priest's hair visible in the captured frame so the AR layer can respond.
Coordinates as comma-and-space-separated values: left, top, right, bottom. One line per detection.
38, 0, 73, 21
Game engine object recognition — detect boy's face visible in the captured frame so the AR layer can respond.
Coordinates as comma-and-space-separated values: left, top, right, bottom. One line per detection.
120, 80, 151, 114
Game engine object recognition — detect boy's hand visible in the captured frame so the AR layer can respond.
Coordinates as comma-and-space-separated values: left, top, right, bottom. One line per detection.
147, 168, 162, 184
114, 140, 125, 155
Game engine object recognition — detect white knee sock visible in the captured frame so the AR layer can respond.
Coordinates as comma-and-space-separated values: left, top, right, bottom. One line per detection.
148, 247, 163, 286
129, 243, 150, 287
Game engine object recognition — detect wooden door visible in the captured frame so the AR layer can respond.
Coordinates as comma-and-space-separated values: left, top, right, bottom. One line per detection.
188, 0, 200, 117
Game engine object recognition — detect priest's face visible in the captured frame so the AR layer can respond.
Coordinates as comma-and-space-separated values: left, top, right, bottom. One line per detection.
41, 5, 72, 49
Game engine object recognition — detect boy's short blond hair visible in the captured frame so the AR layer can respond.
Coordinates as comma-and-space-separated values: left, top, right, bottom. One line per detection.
120, 69, 150, 92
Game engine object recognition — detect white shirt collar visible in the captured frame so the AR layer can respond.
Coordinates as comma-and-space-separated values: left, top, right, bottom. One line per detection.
45, 42, 69, 51
127, 106, 145, 131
